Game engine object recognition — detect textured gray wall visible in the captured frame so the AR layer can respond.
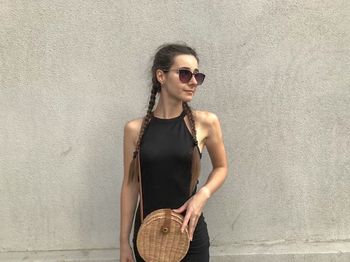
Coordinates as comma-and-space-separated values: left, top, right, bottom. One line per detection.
1, 0, 349, 261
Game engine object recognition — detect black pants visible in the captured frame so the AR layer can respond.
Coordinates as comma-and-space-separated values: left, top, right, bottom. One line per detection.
133, 215, 210, 262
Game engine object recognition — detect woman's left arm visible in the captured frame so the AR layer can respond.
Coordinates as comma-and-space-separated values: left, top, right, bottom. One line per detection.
173, 112, 228, 241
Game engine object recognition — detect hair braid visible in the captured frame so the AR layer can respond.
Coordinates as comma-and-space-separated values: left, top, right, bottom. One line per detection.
183, 102, 201, 196
127, 84, 159, 184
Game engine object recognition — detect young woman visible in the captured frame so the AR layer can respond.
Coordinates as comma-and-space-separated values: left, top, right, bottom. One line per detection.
120, 43, 228, 261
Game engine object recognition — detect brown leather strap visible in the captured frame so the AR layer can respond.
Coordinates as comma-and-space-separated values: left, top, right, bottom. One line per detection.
137, 151, 144, 223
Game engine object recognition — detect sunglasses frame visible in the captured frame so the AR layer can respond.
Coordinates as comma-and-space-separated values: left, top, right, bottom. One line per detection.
162, 68, 206, 85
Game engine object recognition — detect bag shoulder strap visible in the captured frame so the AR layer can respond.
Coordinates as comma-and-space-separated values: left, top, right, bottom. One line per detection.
137, 151, 144, 223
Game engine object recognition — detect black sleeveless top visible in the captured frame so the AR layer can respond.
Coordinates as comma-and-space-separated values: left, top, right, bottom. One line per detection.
132, 109, 203, 241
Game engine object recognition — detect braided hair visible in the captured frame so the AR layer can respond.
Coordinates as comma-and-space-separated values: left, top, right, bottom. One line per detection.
127, 42, 201, 196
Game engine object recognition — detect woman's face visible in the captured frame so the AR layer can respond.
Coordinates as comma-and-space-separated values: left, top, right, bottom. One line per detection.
157, 54, 200, 102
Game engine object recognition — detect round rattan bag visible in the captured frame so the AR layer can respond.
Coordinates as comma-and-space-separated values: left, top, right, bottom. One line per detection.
136, 208, 190, 262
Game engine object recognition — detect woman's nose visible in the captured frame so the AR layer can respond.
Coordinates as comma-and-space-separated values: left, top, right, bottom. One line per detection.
189, 74, 197, 85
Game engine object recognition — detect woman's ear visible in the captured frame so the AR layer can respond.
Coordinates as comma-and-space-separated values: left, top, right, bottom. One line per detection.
156, 69, 166, 85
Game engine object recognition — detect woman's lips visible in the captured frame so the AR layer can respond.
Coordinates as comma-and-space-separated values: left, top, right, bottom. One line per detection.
185, 90, 194, 95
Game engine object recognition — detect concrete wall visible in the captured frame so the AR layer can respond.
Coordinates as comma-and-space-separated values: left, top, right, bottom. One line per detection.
0, 0, 349, 261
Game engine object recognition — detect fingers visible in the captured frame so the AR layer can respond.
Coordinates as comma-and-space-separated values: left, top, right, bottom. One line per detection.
181, 209, 191, 233
172, 199, 189, 213
188, 216, 199, 241
173, 205, 185, 213
173, 197, 201, 240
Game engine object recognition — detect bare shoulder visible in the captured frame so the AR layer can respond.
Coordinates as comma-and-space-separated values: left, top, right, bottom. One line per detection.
192, 110, 221, 143
193, 110, 225, 163
123, 116, 144, 147
193, 109, 220, 127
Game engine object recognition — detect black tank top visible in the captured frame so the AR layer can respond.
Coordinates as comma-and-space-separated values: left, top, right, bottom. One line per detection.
133, 109, 202, 240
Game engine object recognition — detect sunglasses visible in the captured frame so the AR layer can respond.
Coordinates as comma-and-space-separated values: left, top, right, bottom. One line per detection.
162, 68, 206, 85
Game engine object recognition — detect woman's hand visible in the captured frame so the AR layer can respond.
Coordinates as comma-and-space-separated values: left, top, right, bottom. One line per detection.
172, 186, 211, 241
119, 241, 135, 262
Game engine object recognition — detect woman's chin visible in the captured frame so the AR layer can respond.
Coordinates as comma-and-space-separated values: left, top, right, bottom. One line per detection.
182, 97, 193, 102
182, 94, 194, 102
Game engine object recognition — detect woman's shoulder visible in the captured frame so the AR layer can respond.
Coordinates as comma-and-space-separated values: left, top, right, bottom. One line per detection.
193, 109, 220, 127
193, 110, 222, 144
124, 115, 145, 131
123, 117, 144, 145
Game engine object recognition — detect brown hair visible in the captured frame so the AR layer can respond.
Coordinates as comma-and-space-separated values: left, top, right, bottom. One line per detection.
127, 42, 201, 196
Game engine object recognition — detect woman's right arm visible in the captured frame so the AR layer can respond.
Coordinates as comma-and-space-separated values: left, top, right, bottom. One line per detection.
120, 120, 140, 261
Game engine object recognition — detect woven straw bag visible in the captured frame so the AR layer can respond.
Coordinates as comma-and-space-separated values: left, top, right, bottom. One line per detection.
135, 151, 190, 262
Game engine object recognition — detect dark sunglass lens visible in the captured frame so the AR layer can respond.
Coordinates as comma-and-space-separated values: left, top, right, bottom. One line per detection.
179, 69, 192, 83
195, 73, 205, 85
